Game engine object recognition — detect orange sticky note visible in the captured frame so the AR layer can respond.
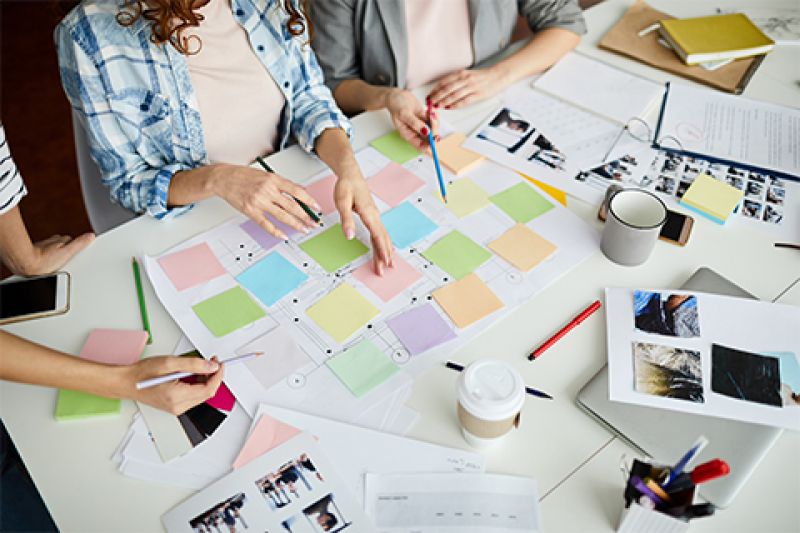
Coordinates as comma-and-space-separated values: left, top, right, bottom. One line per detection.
489, 224, 557, 272
232, 414, 301, 469
437, 133, 485, 176
432, 273, 504, 328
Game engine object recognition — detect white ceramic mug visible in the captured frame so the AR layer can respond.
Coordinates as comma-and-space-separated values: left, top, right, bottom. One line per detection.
601, 189, 667, 266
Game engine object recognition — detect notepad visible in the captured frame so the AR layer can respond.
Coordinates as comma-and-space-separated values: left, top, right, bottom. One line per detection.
158, 243, 226, 291
299, 224, 369, 272
437, 132, 485, 175
352, 255, 422, 302
490, 183, 554, 223
680, 173, 743, 224
432, 274, 504, 329
386, 303, 456, 355
192, 286, 266, 337
306, 284, 380, 343
381, 202, 438, 249
236, 252, 308, 307
489, 224, 557, 272
422, 231, 491, 280
55, 329, 149, 421
368, 162, 426, 207
371, 131, 420, 164
442, 178, 490, 219
327, 339, 399, 397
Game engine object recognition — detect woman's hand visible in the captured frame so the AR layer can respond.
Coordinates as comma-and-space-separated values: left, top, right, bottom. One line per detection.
385, 88, 438, 151
427, 67, 510, 109
122, 356, 225, 415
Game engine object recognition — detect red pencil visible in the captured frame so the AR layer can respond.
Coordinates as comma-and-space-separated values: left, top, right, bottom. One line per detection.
528, 300, 602, 361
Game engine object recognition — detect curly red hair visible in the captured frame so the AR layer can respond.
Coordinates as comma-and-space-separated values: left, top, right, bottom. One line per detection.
115, 0, 312, 55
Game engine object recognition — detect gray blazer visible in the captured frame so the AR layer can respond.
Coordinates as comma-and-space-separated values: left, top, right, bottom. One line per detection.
310, 0, 587, 93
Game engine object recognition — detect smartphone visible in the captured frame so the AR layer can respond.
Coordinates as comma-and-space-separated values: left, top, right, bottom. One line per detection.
0, 272, 71, 325
598, 186, 693, 246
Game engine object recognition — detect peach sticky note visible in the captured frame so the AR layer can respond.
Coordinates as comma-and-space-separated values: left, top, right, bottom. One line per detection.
368, 162, 426, 207
158, 243, 226, 291
437, 132, 485, 176
232, 414, 301, 469
432, 273, 504, 329
352, 255, 422, 302
306, 174, 338, 215
489, 224, 557, 272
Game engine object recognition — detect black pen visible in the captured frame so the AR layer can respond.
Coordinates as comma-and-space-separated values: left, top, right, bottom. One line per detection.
445, 361, 553, 400
255, 156, 321, 224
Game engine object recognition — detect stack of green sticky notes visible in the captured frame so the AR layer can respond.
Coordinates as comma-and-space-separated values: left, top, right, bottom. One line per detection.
680, 173, 743, 225
55, 329, 149, 421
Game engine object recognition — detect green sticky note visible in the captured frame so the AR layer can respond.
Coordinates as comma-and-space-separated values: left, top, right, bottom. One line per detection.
370, 131, 420, 164
55, 390, 120, 421
327, 339, 399, 397
307, 284, 380, 343
442, 178, 490, 218
193, 286, 266, 337
299, 224, 369, 273
490, 182, 554, 223
422, 230, 491, 280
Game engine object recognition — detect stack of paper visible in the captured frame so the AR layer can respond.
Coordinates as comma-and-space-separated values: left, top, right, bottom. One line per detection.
680, 173, 744, 224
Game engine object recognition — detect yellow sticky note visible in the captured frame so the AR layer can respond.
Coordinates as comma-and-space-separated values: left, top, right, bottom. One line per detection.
489, 224, 557, 272
519, 173, 568, 207
680, 173, 743, 224
437, 133, 485, 176
307, 284, 380, 343
432, 273, 504, 329
440, 178, 490, 218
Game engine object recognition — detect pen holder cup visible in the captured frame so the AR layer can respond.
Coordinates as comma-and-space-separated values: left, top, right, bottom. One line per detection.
617, 458, 695, 533
617, 502, 691, 533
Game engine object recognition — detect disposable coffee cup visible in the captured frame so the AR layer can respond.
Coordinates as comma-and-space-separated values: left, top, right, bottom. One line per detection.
601, 188, 667, 266
456, 360, 525, 449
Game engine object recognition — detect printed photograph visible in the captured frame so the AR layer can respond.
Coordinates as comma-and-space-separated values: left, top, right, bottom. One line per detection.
660, 154, 681, 174
573, 154, 640, 185
747, 171, 767, 183
476, 108, 534, 153
189, 493, 248, 533
727, 167, 747, 178
280, 494, 352, 533
764, 204, 784, 224
766, 185, 785, 205
633, 342, 704, 403
745, 181, 764, 199
725, 175, 745, 190
524, 134, 566, 170
676, 181, 691, 199
255, 454, 325, 511
176, 351, 230, 447
711, 344, 782, 407
634, 291, 700, 338
773, 352, 800, 408
654, 175, 676, 194
742, 199, 764, 219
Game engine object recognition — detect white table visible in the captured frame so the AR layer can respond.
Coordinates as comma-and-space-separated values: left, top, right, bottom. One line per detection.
1, 0, 798, 531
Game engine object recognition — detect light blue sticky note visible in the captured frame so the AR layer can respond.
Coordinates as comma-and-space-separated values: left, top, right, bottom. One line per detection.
765, 351, 800, 391
381, 201, 438, 249
236, 252, 308, 307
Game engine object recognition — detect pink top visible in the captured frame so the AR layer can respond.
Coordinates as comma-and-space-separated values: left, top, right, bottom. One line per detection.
404, 0, 474, 90
185, 0, 285, 165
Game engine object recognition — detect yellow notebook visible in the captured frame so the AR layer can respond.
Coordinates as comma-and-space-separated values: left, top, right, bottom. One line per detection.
679, 173, 743, 225
659, 13, 774, 65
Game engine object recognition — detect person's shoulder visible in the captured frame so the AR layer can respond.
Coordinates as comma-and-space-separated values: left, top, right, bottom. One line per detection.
57, 1, 142, 49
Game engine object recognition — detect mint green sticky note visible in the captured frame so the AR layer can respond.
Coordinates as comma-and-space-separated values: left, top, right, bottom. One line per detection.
55, 390, 120, 421
490, 182, 554, 223
421, 230, 491, 280
299, 224, 369, 273
327, 339, 399, 397
193, 286, 266, 337
370, 131, 420, 164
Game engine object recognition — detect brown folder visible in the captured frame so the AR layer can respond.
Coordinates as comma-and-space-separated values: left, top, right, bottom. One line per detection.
598, 0, 764, 94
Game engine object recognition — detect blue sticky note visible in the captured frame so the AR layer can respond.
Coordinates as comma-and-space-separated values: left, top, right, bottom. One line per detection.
381, 202, 438, 249
236, 252, 308, 307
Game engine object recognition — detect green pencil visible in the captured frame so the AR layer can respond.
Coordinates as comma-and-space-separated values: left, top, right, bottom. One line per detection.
255, 156, 321, 224
131, 257, 152, 345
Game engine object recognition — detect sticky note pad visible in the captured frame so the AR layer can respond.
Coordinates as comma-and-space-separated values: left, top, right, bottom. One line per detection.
327, 339, 399, 397
158, 243, 226, 291
352, 255, 422, 302
306, 174, 338, 215
490, 182, 554, 223
489, 224, 557, 272
55, 329, 148, 421
307, 284, 380, 343
680, 173, 743, 224
386, 303, 456, 355
432, 273, 504, 329
299, 224, 369, 273
236, 252, 308, 307
371, 130, 420, 164
368, 162, 426, 207
241, 218, 298, 251
437, 132, 485, 176
422, 230, 492, 280
239, 326, 312, 391
442, 178, 490, 218
381, 201, 438, 249
192, 286, 266, 337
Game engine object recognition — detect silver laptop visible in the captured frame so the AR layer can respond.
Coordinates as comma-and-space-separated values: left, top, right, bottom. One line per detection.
576, 267, 783, 508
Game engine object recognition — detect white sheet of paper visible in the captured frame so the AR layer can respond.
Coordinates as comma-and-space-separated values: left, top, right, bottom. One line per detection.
365, 472, 541, 532
606, 288, 800, 431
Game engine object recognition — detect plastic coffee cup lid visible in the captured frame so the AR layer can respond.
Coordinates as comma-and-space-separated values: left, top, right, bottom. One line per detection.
457, 360, 525, 421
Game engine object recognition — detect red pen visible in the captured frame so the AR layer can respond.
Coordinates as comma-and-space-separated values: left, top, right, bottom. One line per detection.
528, 300, 602, 360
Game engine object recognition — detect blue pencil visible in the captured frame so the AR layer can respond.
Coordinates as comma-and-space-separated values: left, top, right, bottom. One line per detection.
428, 129, 448, 203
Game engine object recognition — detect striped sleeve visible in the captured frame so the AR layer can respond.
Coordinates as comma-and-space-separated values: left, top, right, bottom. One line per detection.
0, 124, 28, 215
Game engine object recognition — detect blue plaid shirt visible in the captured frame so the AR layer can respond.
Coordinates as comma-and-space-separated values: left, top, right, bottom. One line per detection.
56, 0, 351, 219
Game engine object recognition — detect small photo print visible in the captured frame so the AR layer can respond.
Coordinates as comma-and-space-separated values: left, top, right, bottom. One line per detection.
764, 204, 784, 224
255, 454, 325, 511
747, 171, 767, 183
524, 134, 566, 171
745, 180, 764, 199
711, 344, 782, 407
725, 175, 745, 191
660, 155, 681, 174
770, 352, 800, 407
189, 493, 248, 533
676, 181, 692, 199
281, 494, 352, 533
727, 167, 747, 179
766, 185, 785, 205
633, 342, 704, 403
741, 199, 763, 219
633, 291, 700, 338
477, 108, 534, 153
654, 175, 676, 194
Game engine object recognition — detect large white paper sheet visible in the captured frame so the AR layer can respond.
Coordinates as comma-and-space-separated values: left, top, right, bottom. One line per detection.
365, 473, 541, 532
606, 288, 800, 431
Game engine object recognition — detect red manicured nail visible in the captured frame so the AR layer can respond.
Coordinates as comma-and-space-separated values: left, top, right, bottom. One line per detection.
445, 105, 452, 109
421, 126, 429, 135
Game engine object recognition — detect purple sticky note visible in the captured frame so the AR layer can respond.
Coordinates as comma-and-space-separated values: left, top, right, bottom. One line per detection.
240, 218, 297, 251
386, 303, 456, 355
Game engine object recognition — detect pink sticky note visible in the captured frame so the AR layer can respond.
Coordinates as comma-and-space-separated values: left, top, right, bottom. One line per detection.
368, 162, 426, 207
306, 174, 338, 215
80, 329, 148, 364
352, 255, 422, 302
158, 242, 226, 291
233, 414, 301, 469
